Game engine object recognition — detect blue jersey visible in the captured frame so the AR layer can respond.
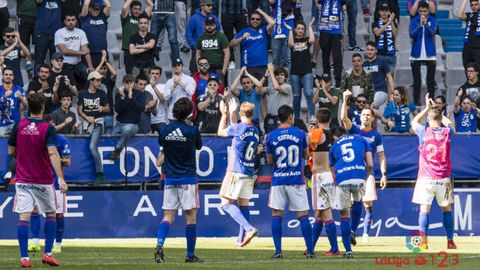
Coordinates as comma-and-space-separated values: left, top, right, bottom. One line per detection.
329, 134, 373, 183
349, 125, 384, 154
53, 135, 70, 190
348, 107, 362, 128
383, 101, 416, 133
266, 126, 307, 186
454, 109, 478, 132
0, 85, 25, 126
235, 25, 269, 67
227, 123, 260, 176
159, 120, 202, 185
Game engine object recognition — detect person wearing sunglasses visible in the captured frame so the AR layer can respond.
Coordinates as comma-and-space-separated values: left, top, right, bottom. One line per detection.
196, 77, 225, 133
347, 94, 369, 128
0, 28, 30, 87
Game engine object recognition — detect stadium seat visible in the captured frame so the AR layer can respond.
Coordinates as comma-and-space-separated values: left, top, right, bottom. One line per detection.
447, 85, 460, 105
436, 35, 446, 56
107, 32, 122, 57
396, 32, 411, 53
228, 69, 241, 85
115, 69, 126, 89
155, 52, 172, 68
446, 52, 463, 70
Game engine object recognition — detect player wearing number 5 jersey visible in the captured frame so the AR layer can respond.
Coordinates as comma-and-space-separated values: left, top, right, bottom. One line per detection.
266, 105, 313, 259
411, 94, 457, 250
218, 100, 260, 247
341, 89, 387, 244
329, 127, 373, 259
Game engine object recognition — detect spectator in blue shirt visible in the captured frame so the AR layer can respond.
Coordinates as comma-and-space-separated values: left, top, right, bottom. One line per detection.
379, 86, 418, 133
363, 41, 394, 109
80, 0, 111, 68
0, 67, 26, 135
454, 89, 479, 132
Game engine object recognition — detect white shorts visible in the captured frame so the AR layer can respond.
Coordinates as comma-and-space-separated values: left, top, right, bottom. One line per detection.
55, 190, 66, 214
311, 172, 335, 210
362, 175, 378, 202
219, 171, 255, 200
412, 178, 454, 207
268, 185, 310, 212
13, 183, 56, 214
163, 184, 199, 210
333, 179, 366, 211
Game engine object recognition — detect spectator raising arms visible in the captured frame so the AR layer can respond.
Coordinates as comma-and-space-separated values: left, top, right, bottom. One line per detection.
80, 0, 111, 68
1, 28, 30, 86
264, 63, 293, 134
95, 50, 117, 134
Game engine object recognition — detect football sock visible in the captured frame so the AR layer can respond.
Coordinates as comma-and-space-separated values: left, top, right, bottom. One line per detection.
30, 213, 40, 244
312, 219, 323, 249
222, 204, 253, 232
299, 215, 313, 255
185, 224, 196, 258
340, 218, 352, 252
55, 216, 65, 245
363, 207, 373, 236
442, 211, 454, 241
44, 217, 56, 255
271, 216, 282, 254
156, 220, 170, 246
325, 220, 339, 253
418, 212, 429, 237
17, 220, 29, 258
238, 206, 250, 242
350, 201, 362, 233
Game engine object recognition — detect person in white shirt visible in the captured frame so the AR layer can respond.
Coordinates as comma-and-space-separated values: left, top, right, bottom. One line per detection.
54, 14, 93, 88
146, 66, 170, 134
166, 58, 196, 120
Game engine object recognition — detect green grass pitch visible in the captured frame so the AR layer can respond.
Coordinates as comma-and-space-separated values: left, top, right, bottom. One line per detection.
0, 237, 479, 269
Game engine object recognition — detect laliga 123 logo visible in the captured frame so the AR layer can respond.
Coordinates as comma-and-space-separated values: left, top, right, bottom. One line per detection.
405, 230, 428, 253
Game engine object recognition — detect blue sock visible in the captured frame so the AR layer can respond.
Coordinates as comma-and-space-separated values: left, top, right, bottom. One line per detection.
222, 204, 253, 231
30, 213, 40, 239
350, 201, 362, 234
44, 217, 56, 254
340, 218, 352, 252
238, 206, 250, 242
443, 211, 454, 241
185, 224, 196, 258
17, 221, 29, 258
56, 216, 65, 244
325, 220, 339, 253
312, 219, 323, 249
363, 207, 373, 236
271, 216, 282, 254
299, 215, 313, 255
418, 212, 429, 237
156, 221, 170, 246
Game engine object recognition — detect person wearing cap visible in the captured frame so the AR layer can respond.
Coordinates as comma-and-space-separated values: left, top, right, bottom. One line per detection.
129, 14, 156, 77
372, 3, 398, 72
149, 0, 180, 62
28, 64, 56, 115
196, 76, 225, 133
458, 0, 480, 69
121, 0, 154, 74
33, 0, 62, 77
51, 92, 79, 134
313, 73, 341, 127
409, 1, 437, 106
48, 52, 78, 103
80, 0, 111, 68
263, 63, 293, 134
166, 58, 196, 120
77, 70, 110, 183
186, 0, 222, 74
195, 16, 230, 83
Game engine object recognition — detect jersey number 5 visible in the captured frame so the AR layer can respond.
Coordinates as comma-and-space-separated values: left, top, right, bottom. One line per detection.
341, 143, 355, 162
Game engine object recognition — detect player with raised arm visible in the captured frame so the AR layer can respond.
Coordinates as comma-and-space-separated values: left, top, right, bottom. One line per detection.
340, 89, 387, 244
29, 133, 71, 254
329, 126, 373, 259
308, 108, 340, 256
266, 105, 313, 259
155, 97, 204, 263
411, 94, 457, 249
217, 99, 260, 247
8, 92, 68, 267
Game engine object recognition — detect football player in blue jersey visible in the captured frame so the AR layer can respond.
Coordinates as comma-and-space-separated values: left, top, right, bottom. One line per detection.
266, 105, 313, 259
341, 89, 387, 244
155, 97, 204, 263
329, 126, 373, 258
217, 99, 260, 247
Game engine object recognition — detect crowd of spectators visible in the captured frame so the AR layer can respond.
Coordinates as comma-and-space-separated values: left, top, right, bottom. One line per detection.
0, 0, 480, 183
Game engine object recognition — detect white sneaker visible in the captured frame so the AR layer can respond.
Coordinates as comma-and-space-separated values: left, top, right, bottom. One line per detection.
228, 61, 235, 70
362, 234, 369, 243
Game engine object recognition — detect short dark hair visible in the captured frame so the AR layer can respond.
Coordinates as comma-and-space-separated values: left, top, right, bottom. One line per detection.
418, 1, 429, 9
250, 11, 262, 19
429, 106, 443, 122
352, 53, 363, 60
150, 66, 162, 74
60, 91, 73, 99
138, 13, 149, 21
330, 126, 347, 141
3, 66, 14, 74
316, 108, 331, 124
64, 14, 77, 19
27, 92, 46, 115
3, 27, 14, 34
241, 75, 251, 82
39, 63, 51, 71
278, 105, 294, 123
366, 41, 376, 48
197, 57, 209, 64
173, 97, 193, 121
273, 67, 288, 78
130, 0, 142, 9
356, 93, 368, 100
466, 62, 479, 72
294, 21, 306, 29
135, 73, 149, 83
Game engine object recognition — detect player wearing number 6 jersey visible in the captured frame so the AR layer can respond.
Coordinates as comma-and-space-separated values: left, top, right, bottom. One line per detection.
411, 94, 457, 250
266, 105, 313, 259
329, 127, 373, 259
218, 100, 260, 247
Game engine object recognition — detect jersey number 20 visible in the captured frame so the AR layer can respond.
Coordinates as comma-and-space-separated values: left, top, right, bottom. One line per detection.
275, 145, 300, 168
